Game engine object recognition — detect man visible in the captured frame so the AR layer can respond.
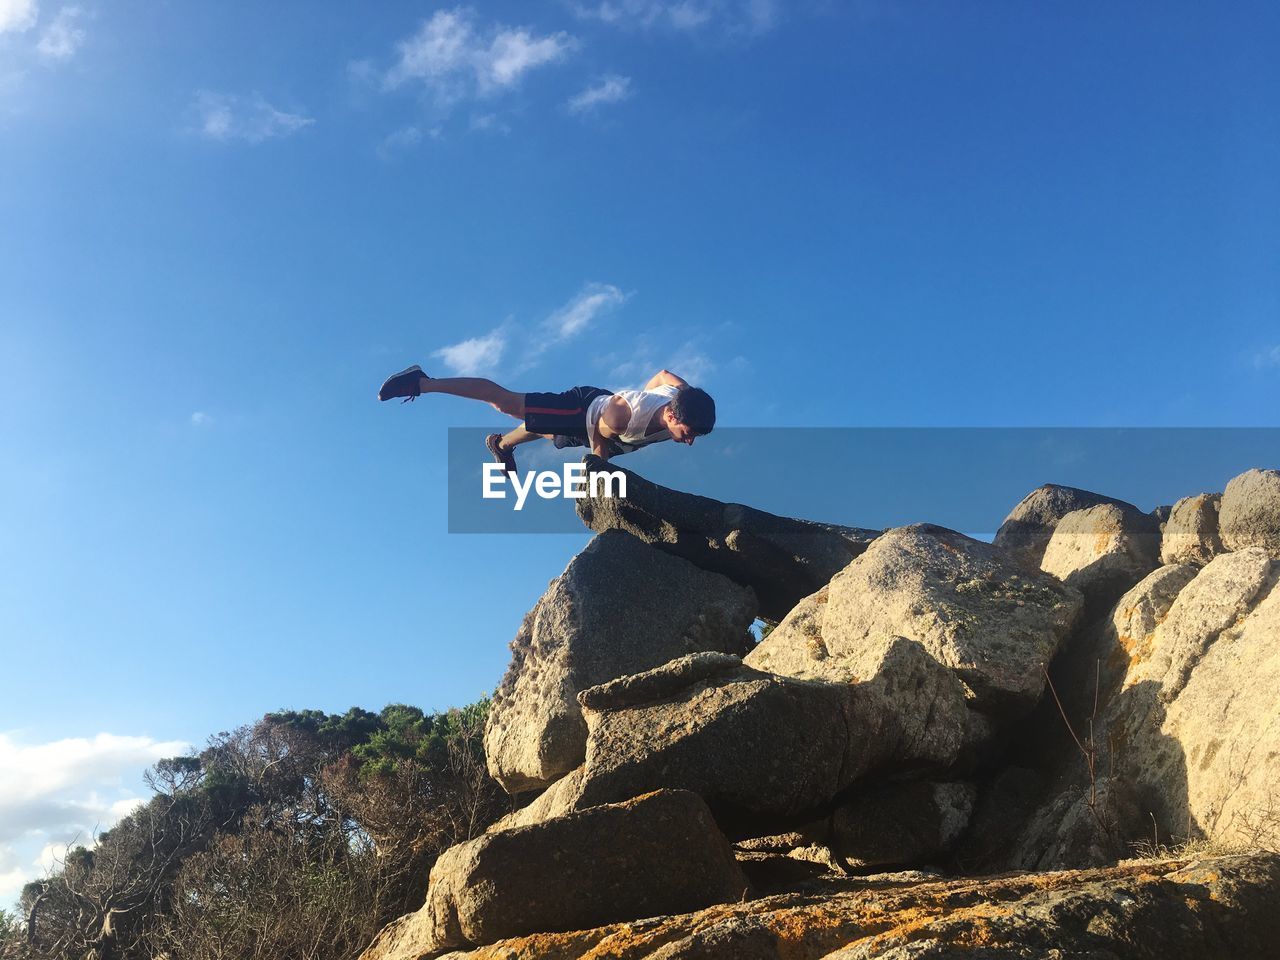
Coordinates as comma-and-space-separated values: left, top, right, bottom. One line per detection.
376, 365, 715, 473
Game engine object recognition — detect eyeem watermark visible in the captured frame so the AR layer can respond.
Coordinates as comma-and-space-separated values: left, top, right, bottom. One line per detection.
482, 462, 627, 511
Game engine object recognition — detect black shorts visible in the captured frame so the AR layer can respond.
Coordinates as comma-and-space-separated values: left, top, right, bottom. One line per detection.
523, 385, 611, 440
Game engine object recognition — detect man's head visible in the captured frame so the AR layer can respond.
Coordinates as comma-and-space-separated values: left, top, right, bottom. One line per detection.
663, 387, 715, 445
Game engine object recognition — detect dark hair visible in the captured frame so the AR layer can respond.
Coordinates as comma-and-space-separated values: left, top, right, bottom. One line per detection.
669, 387, 715, 435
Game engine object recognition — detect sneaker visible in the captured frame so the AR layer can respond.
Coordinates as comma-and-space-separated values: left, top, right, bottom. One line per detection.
378, 365, 428, 402
486, 434, 518, 474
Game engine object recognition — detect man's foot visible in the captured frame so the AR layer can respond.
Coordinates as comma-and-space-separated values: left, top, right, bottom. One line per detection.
378, 365, 428, 402
486, 434, 518, 474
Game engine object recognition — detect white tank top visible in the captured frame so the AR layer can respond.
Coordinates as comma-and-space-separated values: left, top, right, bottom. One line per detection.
586, 384, 678, 450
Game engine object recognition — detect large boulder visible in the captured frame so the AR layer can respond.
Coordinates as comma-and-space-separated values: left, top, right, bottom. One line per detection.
1098, 548, 1280, 849
418, 790, 748, 954
994, 483, 1144, 571
1039, 503, 1161, 612
483, 530, 756, 794
1219, 467, 1280, 556
747, 524, 1083, 717
570, 644, 989, 821
1160, 493, 1225, 566
575, 454, 878, 621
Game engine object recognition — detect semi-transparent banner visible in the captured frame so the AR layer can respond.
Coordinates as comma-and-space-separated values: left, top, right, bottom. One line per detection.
446, 427, 1279, 534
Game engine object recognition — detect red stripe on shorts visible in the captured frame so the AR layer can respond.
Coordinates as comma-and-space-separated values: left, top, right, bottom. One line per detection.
525, 406, 583, 415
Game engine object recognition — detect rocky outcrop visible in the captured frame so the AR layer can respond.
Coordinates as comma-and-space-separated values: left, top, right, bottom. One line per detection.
575, 454, 878, 621
385, 467, 1280, 960
405, 791, 747, 955
1160, 493, 1224, 566
1039, 503, 1161, 612
483, 530, 756, 794
1219, 467, 1280, 556
993, 483, 1144, 571
419, 854, 1280, 960
747, 524, 1083, 717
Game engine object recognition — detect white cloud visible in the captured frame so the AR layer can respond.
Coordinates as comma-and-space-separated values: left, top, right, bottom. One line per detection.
570, 0, 779, 35
36, 5, 83, 60
191, 91, 314, 144
607, 337, 715, 387
545, 282, 627, 340
433, 328, 506, 375
190, 411, 211, 427
567, 74, 632, 114
1254, 345, 1280, 369
0, 0, 37, 35
0, 731, 189, 904
468, 111, 510, 134
384, 7, 575, 102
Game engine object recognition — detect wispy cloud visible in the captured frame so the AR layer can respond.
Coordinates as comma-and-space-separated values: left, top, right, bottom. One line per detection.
570, 0, 779, 36
433, 328, 507, 375
469, 111, 510, 134
0, 731, 189, 904
1253, 345, 1280, 369
383, 7, 576, 103
567, 74, 632, 114
377, 124, 435, 158
607, 340, 716, 387
545, 283, 627, 340
36, 5, 84, 60
0, 0, 37, 35
190, 411, 211, 427
191, 91, 314, 144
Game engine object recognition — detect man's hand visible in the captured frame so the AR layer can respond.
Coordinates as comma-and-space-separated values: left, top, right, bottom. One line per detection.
644, 369, 691, 391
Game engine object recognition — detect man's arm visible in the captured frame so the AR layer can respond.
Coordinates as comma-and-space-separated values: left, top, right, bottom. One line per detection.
643, 369, 691, 391
591, 396, 631, 460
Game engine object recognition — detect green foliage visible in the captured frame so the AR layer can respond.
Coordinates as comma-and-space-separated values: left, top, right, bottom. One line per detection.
22, 696, 504, 960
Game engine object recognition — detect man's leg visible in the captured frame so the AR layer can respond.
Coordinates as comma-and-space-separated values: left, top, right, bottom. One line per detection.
499, 426, 546, 450
422, 377, 526, 420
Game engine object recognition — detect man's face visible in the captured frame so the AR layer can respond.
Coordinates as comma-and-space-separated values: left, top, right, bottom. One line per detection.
664, 408, 698, 445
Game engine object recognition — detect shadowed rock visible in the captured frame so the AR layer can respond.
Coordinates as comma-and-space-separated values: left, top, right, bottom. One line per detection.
575, 454, 879, 622
1040, 502, 1161, 613
831, 781, 977, 868
398, 790, 748, 955
412, 854, 1280, 960
994, 483, 1145, 571
1160, 493, 1224, 566
483, 530, 756, 794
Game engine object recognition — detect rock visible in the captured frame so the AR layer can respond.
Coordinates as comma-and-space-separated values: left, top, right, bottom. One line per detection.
424, 854, 1280, 960
1101, 549, 1280, 849
1104, 563, 1200, 687
1219, 467, 1280, 556
747, 524, 1083, 717
565, 643, 989, 824
994, 483, 1144, 571
575, 454, 879, 622
1151, 503, 1174, 528
418, 790, 748, 953
483, 530, 757, 794
1006, 777, 1141, 871
1160, 493, 1224, 566
830, 781, 976, 868
575, 656, 864, 819
1039, 503, 1161, 612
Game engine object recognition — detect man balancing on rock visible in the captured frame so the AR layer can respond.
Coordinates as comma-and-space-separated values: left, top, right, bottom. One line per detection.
376, 365, 715, 472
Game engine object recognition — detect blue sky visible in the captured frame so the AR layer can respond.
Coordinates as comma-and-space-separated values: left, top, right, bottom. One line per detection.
1, 0, 1278, 902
